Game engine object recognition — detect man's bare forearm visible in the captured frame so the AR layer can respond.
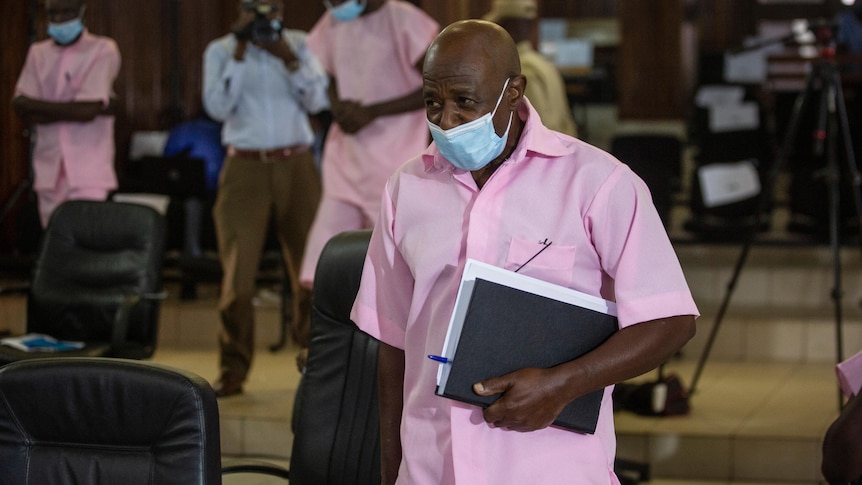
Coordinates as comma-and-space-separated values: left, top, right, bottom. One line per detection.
13, 96, 113, 124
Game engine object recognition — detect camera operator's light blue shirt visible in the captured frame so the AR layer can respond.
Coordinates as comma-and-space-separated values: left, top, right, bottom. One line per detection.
202, 29, 329, 150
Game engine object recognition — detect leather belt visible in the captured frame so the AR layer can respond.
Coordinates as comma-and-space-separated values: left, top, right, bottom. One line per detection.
227, 145, 310, 162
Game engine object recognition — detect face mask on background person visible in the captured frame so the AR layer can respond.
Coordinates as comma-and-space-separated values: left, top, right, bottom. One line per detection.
427, 78, 513, 171
48, 7, 85, 46
324, 0, 366, 22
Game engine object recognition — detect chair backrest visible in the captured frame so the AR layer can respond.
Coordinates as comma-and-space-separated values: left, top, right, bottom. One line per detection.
27, 200, 165, 358
290, 230, 381, 485
0, 357, 222, 485
610, 133, 683, 227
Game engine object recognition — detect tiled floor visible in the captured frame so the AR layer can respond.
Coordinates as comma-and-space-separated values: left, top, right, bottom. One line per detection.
148, 336, 837, 484
130, 268, 840, 485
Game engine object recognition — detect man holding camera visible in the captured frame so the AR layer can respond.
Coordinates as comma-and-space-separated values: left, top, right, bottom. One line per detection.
202, 0, 329, 397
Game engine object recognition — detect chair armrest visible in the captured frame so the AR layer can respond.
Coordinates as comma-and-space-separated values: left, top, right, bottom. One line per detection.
0, 285, 29, 296
110, 290, 168, 347
221, 457, 290, 479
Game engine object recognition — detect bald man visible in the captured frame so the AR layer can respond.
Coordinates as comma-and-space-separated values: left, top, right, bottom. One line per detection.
13, 0, 120, 227
350, 20, 698, 484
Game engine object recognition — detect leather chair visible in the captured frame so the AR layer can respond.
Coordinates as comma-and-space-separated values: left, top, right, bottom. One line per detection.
0, 357, 222, 484
291, 229, 379, 484
0, 200, 166, 364
222, 230, 380, 484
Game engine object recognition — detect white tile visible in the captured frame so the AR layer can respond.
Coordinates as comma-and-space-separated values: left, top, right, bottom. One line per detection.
805, 319, 840, 363
242, 418, 293, 459
769, 267, 828, 309
220, 417, 245, 456
721, 267, 770, 308
649, 434, 732, 481
683, 316, 746, 362
684, 266, 723, 307
744, 319, 805, 362
733, 438, 820, 482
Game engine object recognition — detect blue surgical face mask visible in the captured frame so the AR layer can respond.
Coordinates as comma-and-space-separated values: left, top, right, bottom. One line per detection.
325, 0, 366, 22
427, 79, 513, 171
47, 8, 85, 46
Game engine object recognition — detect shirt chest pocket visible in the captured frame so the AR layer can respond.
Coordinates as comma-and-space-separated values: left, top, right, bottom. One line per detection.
504, 237, 576, 288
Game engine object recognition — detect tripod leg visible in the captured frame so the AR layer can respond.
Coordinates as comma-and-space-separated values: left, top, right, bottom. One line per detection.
689, 67, 819, 395
824, 80, 845, 403
827, 64, 862, 409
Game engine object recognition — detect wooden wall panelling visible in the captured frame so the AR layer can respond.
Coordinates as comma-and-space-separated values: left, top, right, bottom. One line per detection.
0, 0, 38, 252
696, 0, 757, 52
617, 0, 689, 119
0, 0, 627, 253
542, 1, 617, 19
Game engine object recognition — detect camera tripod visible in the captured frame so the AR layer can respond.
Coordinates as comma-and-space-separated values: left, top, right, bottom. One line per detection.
689, 39, 862, 407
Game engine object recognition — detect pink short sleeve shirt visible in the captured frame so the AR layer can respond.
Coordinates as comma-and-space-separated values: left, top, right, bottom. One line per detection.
351, 99, 699, 484
14, 30, 120, 191
307, 1, 440, 215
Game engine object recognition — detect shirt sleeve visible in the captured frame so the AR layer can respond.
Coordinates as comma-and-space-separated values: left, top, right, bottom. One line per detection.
587, 164, 699, 327
14, 46, 41, 99
398, 7, 440, 66
306, 17, 333, 75
350, 183, 415, 349
74, 38, 120, 106
283, 30, 330, 115
202, 38, 246, 122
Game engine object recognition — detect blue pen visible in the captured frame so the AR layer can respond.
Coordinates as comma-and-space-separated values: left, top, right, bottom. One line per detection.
427, 354, 451, 364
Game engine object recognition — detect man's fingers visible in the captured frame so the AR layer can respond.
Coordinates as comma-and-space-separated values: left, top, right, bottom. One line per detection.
473, 376, 509, 396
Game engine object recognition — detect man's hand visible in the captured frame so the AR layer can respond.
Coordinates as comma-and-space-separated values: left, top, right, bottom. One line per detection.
474, 367, 569, 432
256, 38, 299, 70
331, 99, 376, 134
231, 11, 256, 61
13, 95, 113, 125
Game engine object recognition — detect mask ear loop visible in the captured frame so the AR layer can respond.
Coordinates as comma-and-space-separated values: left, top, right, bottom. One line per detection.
491, 78, 514, 139
491, 77, 511, 116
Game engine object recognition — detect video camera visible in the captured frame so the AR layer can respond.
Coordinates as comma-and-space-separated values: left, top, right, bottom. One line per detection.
234, 0, 281, 44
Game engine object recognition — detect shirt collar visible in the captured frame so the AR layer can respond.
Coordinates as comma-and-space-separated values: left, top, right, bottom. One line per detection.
422, 97, 573, 173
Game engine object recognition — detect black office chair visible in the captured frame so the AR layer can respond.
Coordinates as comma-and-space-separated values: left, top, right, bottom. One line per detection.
0, 200, 166, 364
0, 357, 222, 484
222, 230, 380, 484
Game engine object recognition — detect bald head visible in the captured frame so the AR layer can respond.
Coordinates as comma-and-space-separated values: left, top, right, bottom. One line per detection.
425, 20, 521, 82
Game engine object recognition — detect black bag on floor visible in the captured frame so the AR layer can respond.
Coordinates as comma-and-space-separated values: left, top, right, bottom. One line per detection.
614, 372, 690, 417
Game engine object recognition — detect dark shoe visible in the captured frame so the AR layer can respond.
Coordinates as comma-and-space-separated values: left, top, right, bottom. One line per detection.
213, 375, 244, 398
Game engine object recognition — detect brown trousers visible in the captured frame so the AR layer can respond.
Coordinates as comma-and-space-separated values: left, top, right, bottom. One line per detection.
214, 151, 321, 381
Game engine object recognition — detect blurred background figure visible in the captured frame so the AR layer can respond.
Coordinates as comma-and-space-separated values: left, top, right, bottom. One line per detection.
12, 0, 121, 227
296, 0, 439, 364
483, 0, 577, 137
202, 0, 330, 397
162, 111, 224, 261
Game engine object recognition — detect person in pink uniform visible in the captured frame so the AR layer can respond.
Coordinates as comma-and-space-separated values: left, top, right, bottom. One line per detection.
298, 0, 439, 288
13, 0, 120, 227
350, 20, 699, 484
